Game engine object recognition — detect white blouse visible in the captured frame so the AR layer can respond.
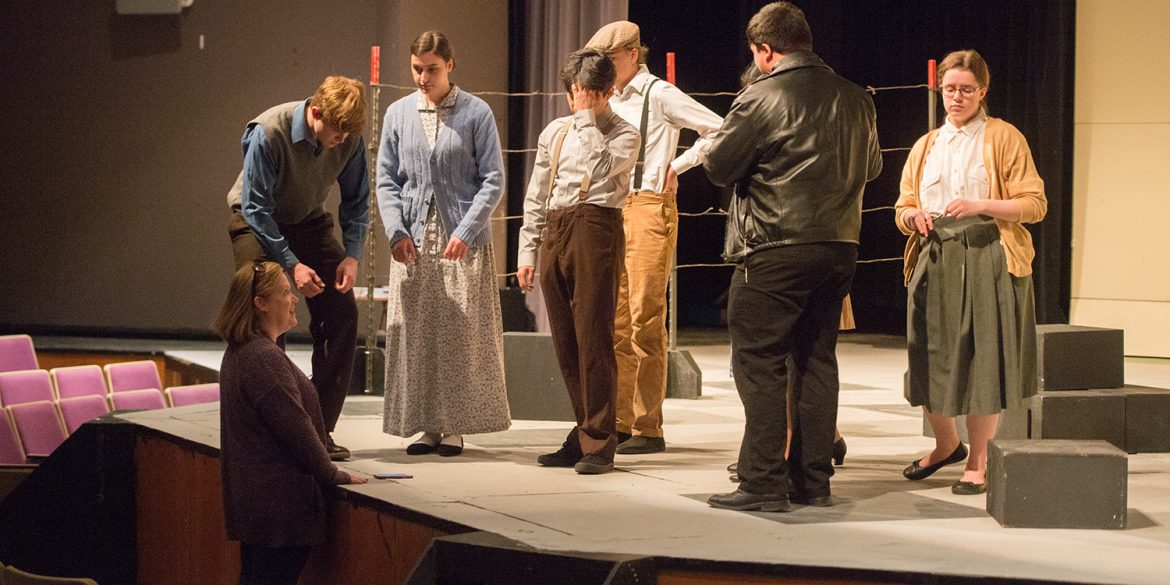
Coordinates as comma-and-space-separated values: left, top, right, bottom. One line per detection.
919, 114, 990, 215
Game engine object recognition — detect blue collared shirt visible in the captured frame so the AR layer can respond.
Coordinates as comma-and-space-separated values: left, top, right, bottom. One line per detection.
240, 99, 369, 269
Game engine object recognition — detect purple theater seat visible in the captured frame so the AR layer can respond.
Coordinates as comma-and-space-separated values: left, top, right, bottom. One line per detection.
110, 388, 166, 411
104, 360, 162, 394
0, 409, 27, 464
51, 365, 109, 400
165, 383, 220, 407
0, 369, 55, 407
7, 401, 67, 459
0, 335, 38, 373
58, 395, 112, 434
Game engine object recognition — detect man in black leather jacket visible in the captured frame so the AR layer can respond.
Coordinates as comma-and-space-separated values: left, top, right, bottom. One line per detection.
705, 1, 882, 513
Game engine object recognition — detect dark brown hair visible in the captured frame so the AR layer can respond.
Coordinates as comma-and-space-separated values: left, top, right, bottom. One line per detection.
411, 30, 453, 62
560, 49, 616, 93
746, 1, 813, 54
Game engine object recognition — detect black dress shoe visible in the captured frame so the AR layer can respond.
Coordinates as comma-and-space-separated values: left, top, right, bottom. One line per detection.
326, 435, 351, 461
537, 441, 583, 467
952, 480, 987, 495
791, 493, 835, 507
615, 436, 665, 454
833, 438, 847, 466
617, 431, 632, 444
903, 443, 968, 480
708, 489, 791, 512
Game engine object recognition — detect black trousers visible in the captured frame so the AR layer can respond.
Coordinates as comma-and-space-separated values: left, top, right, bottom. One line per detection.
230, 207, 357, 432
729, 243, 856, 496
539, 204, 624, 459
238, 543, 311, 585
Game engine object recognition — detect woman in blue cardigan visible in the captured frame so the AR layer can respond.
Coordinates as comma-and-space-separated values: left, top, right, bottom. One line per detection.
376, 31, 511, 455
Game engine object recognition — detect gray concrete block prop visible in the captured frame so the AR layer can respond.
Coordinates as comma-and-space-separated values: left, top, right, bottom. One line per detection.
503, 332, 575, 422
666, 349, 702, 399
1036, 324, 1124, 391
1029, 390, 1126, 449
1122, 385, 1170, 453
987, 439, 1127, 529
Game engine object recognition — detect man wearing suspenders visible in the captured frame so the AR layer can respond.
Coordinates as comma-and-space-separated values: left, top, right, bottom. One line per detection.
517, 50, 641, 475
585, 22, 724, 454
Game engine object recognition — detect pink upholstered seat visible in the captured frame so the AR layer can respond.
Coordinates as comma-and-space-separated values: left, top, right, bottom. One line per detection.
57, 395, 112, 434
50, 365, 108, 400
0, 370, 55, 407
165, 383, 220, 407
0, 409, 27, 464
104, 361, 162, 394
109, 388, 166, 411
6, 401, 67, 458
0, 334, 38, 373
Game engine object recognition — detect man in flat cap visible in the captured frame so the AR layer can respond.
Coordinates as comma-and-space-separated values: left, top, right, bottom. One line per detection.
585, 20, 723, 455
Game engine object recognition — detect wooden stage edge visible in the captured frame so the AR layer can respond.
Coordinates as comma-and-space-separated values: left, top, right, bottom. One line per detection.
133, 424, 1070, 585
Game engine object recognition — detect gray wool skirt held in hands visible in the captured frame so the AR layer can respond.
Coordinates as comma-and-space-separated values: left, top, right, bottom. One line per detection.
905, 215, 1038, 417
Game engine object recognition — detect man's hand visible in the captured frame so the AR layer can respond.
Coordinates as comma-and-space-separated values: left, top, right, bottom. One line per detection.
443, 236, 469, 261
391, 238, 418, 266
517, 266, 536, 292
291, 263, 325, 298
570, 84, 606, 114
334, 257, 359, 293
664, 166, 680, 194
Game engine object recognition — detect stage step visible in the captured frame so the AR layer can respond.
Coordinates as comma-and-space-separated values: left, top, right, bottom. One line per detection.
988, 439, 1127, 529
503, 332, 575, 422
407, 531, 655, 585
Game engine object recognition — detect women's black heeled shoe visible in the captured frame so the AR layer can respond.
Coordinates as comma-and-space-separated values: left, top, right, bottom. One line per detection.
833, 438, 847, 466
903, 443, 968, 480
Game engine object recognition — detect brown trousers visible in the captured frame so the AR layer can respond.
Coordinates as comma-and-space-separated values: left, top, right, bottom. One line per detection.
613, 191, 678, 438
229, 207, 357, 433
539, 204, 625, 459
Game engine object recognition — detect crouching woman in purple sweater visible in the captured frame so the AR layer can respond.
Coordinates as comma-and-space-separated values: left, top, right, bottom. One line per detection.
213, 261, 366, 585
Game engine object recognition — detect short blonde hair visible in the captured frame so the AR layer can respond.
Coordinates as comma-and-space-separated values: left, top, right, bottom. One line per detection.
310, 76, 367, 134
212, 261, 285, 344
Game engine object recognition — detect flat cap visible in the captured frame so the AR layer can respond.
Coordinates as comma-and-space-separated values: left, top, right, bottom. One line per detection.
585, 21, 640, 52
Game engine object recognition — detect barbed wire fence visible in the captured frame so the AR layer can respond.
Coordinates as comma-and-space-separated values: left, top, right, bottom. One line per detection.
357, 47, 938, 390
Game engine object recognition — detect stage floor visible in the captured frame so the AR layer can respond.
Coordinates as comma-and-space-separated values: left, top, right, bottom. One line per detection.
123, 335, 1170, 584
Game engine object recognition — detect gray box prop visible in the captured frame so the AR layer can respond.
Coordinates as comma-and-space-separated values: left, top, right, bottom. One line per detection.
988, 440, 1127, 529
1029, 390, 1126, 449
1036, 324, 1124, 391
1122, 386, 1170, 453
502, 332, 575, 422
666, 349, 702, 399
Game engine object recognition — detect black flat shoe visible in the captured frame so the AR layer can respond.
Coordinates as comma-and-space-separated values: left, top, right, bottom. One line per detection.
708, 489, 791, 512
406, 442, 436, 455
903, 443, 968, 481
952, 480, 987, 495
436, 437, 463, 457
833, 438, 847, 466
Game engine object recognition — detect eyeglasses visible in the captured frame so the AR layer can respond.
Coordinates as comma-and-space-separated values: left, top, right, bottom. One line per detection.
940, 85, 981, 97
251, 262, 265, 297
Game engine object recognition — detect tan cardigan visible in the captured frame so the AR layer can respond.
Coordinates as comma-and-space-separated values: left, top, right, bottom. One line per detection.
895, 117, 1047, 285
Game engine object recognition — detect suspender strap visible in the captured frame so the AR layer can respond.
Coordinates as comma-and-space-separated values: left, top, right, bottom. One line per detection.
632, 78, 660, 192
545, 124, 571, 205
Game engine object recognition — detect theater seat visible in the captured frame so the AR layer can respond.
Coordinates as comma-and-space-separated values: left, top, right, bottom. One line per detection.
109, 389, 166, 411
103, 361, 162, 394
0, 370, 55, 407
6, 402, 67, 459
164, 383, 220, 407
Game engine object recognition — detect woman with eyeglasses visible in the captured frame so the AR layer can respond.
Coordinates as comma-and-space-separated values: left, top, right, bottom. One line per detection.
895, 50, 1046, 495
376, 31, 511, 457
214, 261, 367, 585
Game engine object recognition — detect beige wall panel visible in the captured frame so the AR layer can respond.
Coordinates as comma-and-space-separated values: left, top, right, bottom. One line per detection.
1076, 0, 1170, 124
1070, 299, 1170, 358
1071, 123, 1170, 301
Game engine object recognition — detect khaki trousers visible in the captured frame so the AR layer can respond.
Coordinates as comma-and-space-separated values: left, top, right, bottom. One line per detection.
614, 191, 678, 438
